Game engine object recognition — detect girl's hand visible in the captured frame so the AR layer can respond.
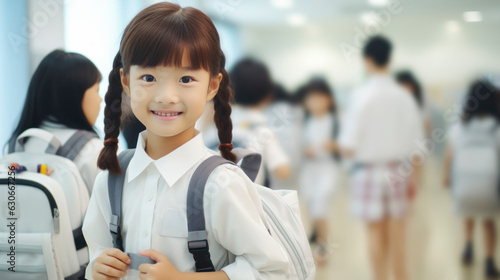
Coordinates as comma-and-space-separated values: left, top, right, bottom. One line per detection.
93, 248, 131, 280
323, 140, 339, 152
138, 249, 181, 280
305, 147, 315, 158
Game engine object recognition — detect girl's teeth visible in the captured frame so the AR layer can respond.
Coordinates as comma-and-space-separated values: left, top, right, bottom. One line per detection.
155, 111, 179, 116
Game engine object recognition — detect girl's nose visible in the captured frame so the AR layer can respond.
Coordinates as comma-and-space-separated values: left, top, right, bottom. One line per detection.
154, 84, 180, 104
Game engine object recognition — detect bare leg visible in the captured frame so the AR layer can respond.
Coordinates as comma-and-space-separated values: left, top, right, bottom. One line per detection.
314, 219, 329, 244
367, 218, 390, 280
483, 220, 496, 259
390, 218, 409, 280
465, 218, 474, 243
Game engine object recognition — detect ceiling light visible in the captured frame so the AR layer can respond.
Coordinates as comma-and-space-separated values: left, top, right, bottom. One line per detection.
287, 14, 306, 26
463, 11, 482, 22
271, 0, 293, 8
368, 0, 388, 7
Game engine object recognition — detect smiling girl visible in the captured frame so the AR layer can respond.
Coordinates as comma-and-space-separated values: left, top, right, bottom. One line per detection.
82, 2, 289, 280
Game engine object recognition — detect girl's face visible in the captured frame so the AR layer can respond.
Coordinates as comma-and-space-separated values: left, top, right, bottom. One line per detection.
81, 82, 102, 127
304, 91, 332, 117
121, 55, 221, 139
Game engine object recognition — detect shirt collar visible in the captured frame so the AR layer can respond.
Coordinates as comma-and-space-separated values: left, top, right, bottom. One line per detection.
127, 130, 207, 186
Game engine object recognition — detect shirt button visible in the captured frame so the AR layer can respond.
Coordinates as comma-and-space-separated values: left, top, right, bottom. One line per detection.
143, 230, 148, 237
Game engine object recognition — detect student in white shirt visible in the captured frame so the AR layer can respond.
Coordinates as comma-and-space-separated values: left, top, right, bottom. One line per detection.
83, 3, 288, 280
229, 58, 291, 186
298, 78, 340, 266
339, 36, 423, 280
4, 50, 103, 193
443, 80, 500, 278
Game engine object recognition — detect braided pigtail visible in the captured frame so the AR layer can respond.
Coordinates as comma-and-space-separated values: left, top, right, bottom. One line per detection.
213, 53, 236, 163
97, 52, 124, 174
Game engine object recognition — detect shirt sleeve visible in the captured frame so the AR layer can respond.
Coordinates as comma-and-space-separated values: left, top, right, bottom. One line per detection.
82, 170, 114, 280
205, 165, 289, 280
74, 138, 104, 194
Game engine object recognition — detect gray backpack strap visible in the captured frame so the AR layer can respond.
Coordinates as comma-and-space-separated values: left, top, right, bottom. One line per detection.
187, 155, 234, 272
108, 149, 135, 251
57, 130, 98, 161
232, 148, 262, 182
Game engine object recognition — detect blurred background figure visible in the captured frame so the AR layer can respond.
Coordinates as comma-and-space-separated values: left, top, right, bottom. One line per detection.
298, 77, 341, 266
3, 50, 103, 193
264, 84, 305, 190
443, 79, 500, 278
339, 36, 424, 280
396, 70, 432, 136
229, 57, 291, 186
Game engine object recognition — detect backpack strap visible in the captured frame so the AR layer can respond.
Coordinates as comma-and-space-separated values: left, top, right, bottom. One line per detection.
108, 149, 135, 251
231, 148, 262, 183
56, 130, 98, 161
10, 128, 62, 154
187, 155, 233, 272
186, 149, 262, 272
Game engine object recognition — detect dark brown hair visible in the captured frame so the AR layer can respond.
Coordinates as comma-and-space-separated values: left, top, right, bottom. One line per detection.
98, 2, 235, 174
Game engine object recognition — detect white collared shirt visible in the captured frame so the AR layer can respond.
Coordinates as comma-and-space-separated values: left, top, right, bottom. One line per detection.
339, 74, 424, 163
230, 106, 289, 185
82, 130, 289, 279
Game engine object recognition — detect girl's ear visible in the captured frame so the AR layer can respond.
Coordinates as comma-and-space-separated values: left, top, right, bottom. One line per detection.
207, 73, 223, 102
120, 68, 130, 96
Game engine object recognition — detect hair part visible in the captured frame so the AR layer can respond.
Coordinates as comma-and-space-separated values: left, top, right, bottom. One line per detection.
97, 2, 236, 174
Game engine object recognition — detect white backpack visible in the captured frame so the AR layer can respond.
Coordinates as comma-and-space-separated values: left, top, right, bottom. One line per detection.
108, 148, 316, 279
0, 128, 97, 279
452, 122, 500, 212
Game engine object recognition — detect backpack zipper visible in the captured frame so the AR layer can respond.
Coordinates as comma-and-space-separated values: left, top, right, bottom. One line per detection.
262, 202, 307, 279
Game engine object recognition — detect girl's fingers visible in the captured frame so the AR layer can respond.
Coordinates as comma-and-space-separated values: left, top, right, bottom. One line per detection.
103, 255, 130, 271
106, 248, 131, 265
95, 262, 127, 278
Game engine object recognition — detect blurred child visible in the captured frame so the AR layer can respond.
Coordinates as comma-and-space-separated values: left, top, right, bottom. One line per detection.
264, 84, 305, 190
230, 58, 291, 186
298, 78, 340, 266
443, 80, 500, 278
339, 36, 423, 280
396, 70, 432, 136
4, 49, 103, 193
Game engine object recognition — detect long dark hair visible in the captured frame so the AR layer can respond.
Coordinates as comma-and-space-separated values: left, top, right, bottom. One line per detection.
98, 2, 236, 174
7, 50, 101, 148
461, 79, 500, 123
396, 70, 423, 108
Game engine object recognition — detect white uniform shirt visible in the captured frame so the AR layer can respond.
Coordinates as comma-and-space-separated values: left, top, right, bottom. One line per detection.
231, 106, 289, 185
82, 130, 289, 279
4, 119, 103, 193
339, 74, 424, 163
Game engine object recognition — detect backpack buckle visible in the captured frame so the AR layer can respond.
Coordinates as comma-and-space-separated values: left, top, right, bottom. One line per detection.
109, 215, 123, 249
187, 231, 215, 272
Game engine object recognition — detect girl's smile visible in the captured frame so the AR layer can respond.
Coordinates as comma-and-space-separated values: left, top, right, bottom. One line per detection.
151, 110, 183, 121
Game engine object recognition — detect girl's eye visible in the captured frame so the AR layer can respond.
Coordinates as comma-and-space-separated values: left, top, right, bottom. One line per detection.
141, 75, 156, 82
179, 76, 193, 84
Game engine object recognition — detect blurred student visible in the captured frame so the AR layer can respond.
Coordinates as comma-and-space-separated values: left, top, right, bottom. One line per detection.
264, 84, 305, 190
4, 50, 103, 192
339, 36, 423, 280
396, 70, 432, 135
298, 78, 340, 266
443, 80, 500, 278
230, 58, 291, 186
